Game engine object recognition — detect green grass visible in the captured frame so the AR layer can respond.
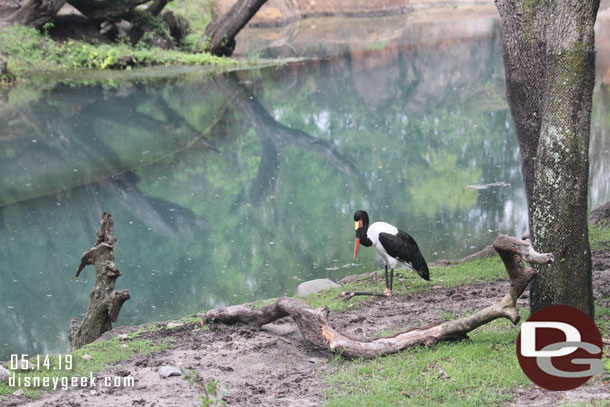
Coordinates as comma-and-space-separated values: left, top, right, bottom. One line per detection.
300, 256, 507, 312
324, 319, 530, 406
590, 221, 610, 251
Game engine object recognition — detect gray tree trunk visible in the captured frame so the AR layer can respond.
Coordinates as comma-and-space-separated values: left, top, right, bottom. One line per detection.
495, 0, 599, 316
200, 0, 268, 56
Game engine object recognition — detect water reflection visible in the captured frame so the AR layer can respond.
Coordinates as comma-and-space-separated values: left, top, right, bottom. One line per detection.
0, 22, 609, 360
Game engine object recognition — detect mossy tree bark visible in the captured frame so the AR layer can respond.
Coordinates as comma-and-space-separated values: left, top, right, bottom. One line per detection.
206, 234, 553, 358
494, 0, 599, 316
69, 212, 129, 349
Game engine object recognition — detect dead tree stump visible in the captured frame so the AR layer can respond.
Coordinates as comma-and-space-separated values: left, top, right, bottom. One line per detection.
69, 212, 130, 350
206, 234, 554, 358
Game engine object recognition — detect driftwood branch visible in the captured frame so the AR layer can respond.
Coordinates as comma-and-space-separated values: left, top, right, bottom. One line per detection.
69, 212, 130, 349
206, 234, 554, 358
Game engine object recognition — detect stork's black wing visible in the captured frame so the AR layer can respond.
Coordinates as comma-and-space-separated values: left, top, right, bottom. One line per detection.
378, 230, 430, 281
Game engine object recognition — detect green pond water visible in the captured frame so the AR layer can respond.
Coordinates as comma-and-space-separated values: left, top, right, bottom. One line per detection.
1, 28, 609, 360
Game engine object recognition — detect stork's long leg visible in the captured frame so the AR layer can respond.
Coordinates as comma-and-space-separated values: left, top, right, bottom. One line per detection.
384, 265, 389, 290
390, 268, 394, 291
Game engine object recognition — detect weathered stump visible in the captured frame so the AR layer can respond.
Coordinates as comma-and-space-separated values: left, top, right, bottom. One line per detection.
69, 212, 130, 349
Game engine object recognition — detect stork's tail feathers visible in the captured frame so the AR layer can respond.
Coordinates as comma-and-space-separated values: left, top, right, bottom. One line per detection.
415, 262, 430, 281
413, 253, 430, 281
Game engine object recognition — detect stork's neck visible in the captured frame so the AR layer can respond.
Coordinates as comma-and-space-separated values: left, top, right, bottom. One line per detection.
358, 223, 373, 247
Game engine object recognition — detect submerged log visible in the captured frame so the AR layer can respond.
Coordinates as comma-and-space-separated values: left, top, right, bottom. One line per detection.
206, 234, 554, 358
69, 212, 130, 349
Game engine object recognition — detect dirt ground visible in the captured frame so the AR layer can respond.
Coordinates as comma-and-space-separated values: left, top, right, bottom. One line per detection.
3, 248, 610, 407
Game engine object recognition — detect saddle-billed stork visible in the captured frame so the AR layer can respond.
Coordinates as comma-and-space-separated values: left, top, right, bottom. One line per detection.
345, 210, 429, 299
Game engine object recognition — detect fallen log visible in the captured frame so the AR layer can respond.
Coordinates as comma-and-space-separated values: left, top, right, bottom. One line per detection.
69, 212, 130, 349
206, 234, 554, 358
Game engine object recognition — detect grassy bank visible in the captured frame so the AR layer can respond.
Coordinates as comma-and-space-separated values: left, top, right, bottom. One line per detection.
0, 23, 234, 79
0, 0, 235, 82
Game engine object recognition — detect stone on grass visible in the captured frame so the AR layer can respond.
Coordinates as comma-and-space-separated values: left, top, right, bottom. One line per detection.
296, 279, 340, 296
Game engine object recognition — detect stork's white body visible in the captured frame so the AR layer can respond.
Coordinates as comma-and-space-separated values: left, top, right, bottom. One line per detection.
366, 222, 402, 269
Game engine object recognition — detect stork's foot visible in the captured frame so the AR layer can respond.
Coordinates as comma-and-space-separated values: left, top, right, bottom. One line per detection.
338, 291, 387, 301
384, 288, 393, 297
340, 291, 357, 301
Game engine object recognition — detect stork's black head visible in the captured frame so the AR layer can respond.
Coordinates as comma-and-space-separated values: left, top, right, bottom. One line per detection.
353, 210, 369, 225
353, 210, 371, 259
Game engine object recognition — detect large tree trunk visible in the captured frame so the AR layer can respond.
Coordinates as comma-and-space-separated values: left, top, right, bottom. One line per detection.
69, 212, 130, 349
206, 234, 553, 358
7, 0, 66, 28
200, 0, 268, 56
495, 0, 599, 316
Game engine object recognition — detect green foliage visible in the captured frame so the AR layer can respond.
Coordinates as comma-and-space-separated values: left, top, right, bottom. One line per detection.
167, 0, 215, 51
181, 368, 227, 407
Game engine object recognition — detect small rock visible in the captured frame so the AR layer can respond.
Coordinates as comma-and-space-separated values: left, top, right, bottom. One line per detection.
15, 360, 32, 370
81, 354, 92, 361
167, 322, 184, 329
116, 334, 129, 340
12, 389, 24, 396
90, 389, 98, 396
158, 366, 182, 378
0, 365, 10, 383
297, 279, 340, 296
